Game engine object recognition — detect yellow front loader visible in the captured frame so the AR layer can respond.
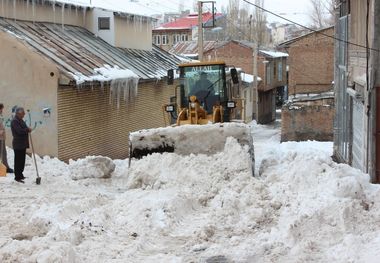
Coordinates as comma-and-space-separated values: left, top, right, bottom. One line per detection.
129, 61, 254, 173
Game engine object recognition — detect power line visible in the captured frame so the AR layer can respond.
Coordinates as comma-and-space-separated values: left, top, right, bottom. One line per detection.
240, 0, 379, 52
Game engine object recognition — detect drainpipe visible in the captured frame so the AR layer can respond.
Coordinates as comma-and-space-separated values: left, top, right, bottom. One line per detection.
370, 0, 380, 182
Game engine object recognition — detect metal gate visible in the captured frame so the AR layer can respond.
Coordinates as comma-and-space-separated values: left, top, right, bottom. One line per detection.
352, 99, 364, 170
334, 15, 351, 163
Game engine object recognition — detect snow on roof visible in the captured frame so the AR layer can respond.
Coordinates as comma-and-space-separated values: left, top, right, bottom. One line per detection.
259, 50, 289, 58
69, 65, 139, 85
278, 26, 334, 47
240, 72, 262, 83
0, 18, 180, 82
53, 0, 156, 18
155, 12, 224, 30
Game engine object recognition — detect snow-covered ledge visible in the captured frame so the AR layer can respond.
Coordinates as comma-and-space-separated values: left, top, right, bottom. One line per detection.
69, 65, 140, 107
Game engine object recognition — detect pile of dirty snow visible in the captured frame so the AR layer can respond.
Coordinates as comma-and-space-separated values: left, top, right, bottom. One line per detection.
0, 122, 380, 263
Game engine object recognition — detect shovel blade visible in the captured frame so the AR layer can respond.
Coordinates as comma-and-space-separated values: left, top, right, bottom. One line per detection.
36, 177, 41, 185
129, 123, 254, 159
0, 163, 6, 177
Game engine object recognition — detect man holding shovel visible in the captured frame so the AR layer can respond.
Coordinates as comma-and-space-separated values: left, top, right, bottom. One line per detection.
11, 107, 31, 183
0, 103, 14, 174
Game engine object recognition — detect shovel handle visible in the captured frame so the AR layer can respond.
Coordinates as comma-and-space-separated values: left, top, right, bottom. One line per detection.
29, 133, 40, 179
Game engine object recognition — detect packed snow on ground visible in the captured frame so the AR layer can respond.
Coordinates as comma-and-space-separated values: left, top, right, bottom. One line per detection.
69, 156, 116, 180
1, 122, 380, 262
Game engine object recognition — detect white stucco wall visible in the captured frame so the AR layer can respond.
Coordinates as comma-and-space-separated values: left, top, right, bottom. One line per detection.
91, 8, 115, 46
114, 16, 152, 50
0, 32, 59, 157
0, 2, 153, 51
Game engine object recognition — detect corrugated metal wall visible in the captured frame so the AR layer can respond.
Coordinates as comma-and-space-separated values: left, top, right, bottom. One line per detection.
57, 81, 173, 162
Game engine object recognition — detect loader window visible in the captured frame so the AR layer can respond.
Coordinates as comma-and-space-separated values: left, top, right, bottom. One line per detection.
180, 64, 225, 113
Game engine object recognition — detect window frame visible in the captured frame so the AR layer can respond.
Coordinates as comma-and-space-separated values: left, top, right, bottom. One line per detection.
266, 63, 272, 85
154, 35, 161, 45
162, 35, 168, 45
181, 34, 188, 41
278, 61, 283, 82
98, 17, 111, 30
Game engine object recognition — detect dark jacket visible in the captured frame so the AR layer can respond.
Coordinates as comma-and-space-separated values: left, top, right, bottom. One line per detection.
11, 117, 30, 150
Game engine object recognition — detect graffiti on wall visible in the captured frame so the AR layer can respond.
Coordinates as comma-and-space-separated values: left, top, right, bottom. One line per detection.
2, 105, 52, 131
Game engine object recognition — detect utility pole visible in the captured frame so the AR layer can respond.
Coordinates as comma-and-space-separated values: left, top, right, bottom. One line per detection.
253, 42, 259, 123
251, 11, 259, 123
198, 1, 204, 61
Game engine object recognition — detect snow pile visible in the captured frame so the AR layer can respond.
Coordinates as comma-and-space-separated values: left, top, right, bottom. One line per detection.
1, 123, 380, 262
127, 137, 252, 191
260, 50, 289, 58
256, 146, 380, 263
240, 72, 262, 83
69, 156, 115, 180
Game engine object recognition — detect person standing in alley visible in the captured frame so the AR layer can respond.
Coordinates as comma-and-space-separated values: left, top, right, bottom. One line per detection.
11, 107, 31, 183
0, 103, 13, 174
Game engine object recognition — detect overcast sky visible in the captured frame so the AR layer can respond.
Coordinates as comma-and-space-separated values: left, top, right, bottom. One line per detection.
61, 0, 313, 25
145, 0, 312, 25
216, 0, 311, 24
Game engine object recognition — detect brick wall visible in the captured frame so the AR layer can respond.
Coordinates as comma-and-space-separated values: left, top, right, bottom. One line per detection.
204, 42, 287, 91
281, 98, 335, 142
205, 41, 254, 74
285, 27, 334, 95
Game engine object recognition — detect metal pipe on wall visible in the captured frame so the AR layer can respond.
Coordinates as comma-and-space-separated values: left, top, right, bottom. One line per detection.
370, 0, 380, 183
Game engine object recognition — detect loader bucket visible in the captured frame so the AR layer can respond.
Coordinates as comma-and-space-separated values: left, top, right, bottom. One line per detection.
129, 123, 255, 173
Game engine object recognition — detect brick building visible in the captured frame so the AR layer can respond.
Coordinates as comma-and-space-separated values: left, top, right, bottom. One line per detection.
281, 93, 335, 142
204, 40, 255, 75
278, 27, 334, 96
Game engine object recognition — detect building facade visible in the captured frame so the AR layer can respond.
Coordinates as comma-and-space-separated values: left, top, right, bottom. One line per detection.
279, 27, 335, 96
0, 1, 180, 161
152, 12, 224, 51
334, 0, 380, 183
0, 0, 153, 50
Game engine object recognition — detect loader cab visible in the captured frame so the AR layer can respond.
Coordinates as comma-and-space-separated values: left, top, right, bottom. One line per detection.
179, 62, 229, 120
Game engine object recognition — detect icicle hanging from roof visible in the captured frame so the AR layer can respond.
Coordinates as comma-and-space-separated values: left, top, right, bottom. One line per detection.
61, 2, 65, 29
69, 65, 140, 108
12, 0, 16, 20
32, 0, 35, 21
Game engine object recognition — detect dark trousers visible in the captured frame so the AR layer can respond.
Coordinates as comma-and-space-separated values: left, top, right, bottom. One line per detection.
14, 149, 26, 180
